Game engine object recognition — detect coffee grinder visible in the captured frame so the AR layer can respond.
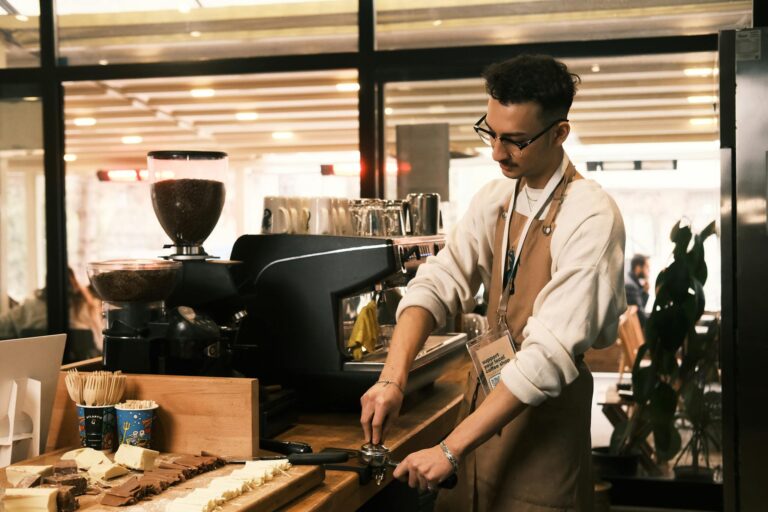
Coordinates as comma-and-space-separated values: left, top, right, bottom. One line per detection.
91, 151, 247, 376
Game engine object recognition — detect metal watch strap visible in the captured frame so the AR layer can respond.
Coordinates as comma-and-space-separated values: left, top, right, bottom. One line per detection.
439, 441, 459, 474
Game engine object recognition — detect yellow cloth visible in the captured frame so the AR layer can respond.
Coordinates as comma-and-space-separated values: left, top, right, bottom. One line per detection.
347, 300, 379, 361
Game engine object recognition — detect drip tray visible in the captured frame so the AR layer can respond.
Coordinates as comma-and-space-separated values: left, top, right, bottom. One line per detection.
343, 332, 467, 373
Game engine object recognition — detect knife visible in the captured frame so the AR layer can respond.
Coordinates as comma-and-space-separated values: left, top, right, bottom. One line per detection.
215, 451, 350, 466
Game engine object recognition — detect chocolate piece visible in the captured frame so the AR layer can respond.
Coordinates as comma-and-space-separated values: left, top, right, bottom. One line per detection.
150, 468, 186, 483
42, 474, 87, 496
100, 493, 136, 507
44, 485, 79, 512
138, 474, 171, 490
136, 477, 163, 496
13, 474, 41, 488
159, 462, 195, 478
53, 460, 78, 475
105, 477, 141, 498
100, 477, 143, 507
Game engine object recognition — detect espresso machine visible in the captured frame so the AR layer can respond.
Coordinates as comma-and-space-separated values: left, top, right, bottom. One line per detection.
90, 151, 248, 376
229, 233, 467, 408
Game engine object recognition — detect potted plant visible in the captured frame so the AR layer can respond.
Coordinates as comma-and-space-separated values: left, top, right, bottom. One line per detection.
604, 219, 717, 476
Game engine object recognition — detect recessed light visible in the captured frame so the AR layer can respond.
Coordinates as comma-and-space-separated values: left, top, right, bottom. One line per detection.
433, 20, 443, 27
684, 68, 717, 77
591, 64, 600, 73
385, 107, 393, 115
190, 88, 215, 98
178, 1, 192, 13
63, 154, 77, 162
73, 117, 97, 127
335, 83, 360, 92
22, 96, 38, 102
98, 59, 109, 66
121, 135, 143, 144
190, 31, 202, 38
689, 118, 716, 126
272, 131, 294, 140
235, 112, 259, 121
687, 95, 717, 104
15, 15, 28, 22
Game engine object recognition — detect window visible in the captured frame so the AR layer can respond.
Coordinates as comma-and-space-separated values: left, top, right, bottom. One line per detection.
56, 0, 358, 65
376, 0, 750, 50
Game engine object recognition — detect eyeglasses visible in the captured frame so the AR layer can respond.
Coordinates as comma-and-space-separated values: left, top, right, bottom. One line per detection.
473, 114, 567, 156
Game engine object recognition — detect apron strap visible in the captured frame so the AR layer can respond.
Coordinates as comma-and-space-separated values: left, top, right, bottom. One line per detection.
541, 162, 577, 236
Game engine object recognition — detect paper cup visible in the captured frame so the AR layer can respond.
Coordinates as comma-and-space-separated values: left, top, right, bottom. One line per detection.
76, 405, 116, 451
115, 405, 158, 448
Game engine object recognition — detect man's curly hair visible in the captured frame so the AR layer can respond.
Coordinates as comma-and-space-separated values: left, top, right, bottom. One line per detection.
482, 55, 581, 122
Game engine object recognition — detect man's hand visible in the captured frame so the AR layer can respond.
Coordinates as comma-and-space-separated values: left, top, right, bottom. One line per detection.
393, 445, 454, 492
360, 381, 404, 444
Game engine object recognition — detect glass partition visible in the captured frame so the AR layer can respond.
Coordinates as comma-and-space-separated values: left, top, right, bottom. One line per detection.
56, 0, 358, 65
376, 0, 750, 50
0, 3, 41, 67
65, 68, 360, 280
0, 91, 46, 339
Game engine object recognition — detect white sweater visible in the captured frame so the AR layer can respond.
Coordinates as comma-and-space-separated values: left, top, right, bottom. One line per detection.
396, 160, 627, 406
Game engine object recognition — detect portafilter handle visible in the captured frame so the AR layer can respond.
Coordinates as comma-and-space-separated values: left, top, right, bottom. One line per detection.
360, 443, 458, 489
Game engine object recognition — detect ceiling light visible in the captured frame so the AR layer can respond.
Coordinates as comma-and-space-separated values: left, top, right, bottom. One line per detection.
121, 135, 143, 144
178, 1, 193, 13
428, 105, 447, 114
384, 107, 393, 115
689, 117, 716, 126
433, 20, 443, 27
22, 96, 38, 102
190, 31, 202, 38
272, 131, 294, 140
15, 15, 28, 22
63, 154, 77, 162
684, 68, 717, 77
335, 83, 360, 92
235, 112, 259, 121
190, 88, 215, 98
98, 59, 109, 66
687, 95, 717, 104
591, 64, 600, 73
73, 117, 97, 127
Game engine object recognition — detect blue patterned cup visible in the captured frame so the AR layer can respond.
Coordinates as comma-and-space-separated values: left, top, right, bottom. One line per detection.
115, 405, 158, 448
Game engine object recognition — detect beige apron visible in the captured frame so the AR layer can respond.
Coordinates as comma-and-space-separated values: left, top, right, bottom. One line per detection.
437, 163, 594, 512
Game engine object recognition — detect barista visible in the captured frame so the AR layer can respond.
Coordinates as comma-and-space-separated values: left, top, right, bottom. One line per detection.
359, 55, 626, 511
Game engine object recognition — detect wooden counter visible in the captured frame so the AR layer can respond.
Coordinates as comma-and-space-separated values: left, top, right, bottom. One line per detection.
1, 355, 470, 512
279, 354, 470, 512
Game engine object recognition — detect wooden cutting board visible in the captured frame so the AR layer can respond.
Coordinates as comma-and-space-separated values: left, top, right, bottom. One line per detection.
1, 452, 324, 512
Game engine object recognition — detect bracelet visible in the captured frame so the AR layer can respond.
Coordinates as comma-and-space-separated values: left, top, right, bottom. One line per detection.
439, 440, 459, 474
376, 380, 405, 394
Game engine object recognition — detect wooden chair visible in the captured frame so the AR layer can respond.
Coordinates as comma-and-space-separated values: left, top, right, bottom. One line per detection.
616, 306, 645, 381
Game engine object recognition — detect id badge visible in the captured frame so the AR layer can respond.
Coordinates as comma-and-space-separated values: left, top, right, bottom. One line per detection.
466, 326, 516, 397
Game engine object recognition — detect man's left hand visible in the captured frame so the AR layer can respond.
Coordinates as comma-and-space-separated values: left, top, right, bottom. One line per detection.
393, 445, 454, 492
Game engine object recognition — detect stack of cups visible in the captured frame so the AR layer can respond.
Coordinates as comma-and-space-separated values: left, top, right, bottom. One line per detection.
263, 196, 354, 235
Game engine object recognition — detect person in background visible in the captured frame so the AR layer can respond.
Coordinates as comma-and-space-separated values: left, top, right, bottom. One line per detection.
625, 253, 650, 326
359, 54, 626, 511
0, 268, 102, 358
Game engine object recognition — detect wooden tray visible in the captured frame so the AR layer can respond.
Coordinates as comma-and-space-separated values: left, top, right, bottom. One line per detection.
1, 452, 324, 512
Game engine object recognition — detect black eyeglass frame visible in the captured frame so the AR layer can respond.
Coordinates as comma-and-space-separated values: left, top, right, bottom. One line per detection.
473, 114, 568, 154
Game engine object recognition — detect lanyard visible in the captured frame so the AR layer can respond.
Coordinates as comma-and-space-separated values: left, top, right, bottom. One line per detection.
496, 155, 569, 333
